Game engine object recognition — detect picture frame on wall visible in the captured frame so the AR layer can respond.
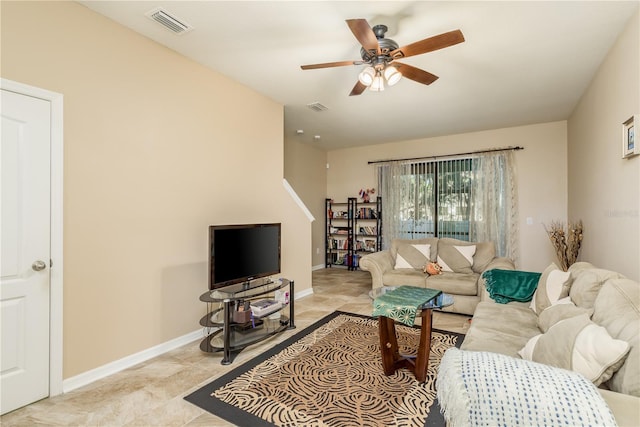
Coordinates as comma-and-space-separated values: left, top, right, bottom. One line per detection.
622, 115, 638, 158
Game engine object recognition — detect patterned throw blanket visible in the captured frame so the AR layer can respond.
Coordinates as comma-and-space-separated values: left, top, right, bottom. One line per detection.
482, 268, 541, 303
437, 348, 617, 427
372, 286, 442, 326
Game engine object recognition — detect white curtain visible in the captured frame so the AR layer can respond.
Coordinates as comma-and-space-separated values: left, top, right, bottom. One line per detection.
377, 161, 414, 248
469, 150, 519, 262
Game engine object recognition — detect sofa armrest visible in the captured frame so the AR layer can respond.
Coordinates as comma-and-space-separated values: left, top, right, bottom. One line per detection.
478, 257, 516, 301
599, 389, 640, 427
359, 251, 394, 289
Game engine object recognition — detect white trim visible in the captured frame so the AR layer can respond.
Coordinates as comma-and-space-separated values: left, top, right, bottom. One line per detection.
312, 264, 326, 271
63, 329, 203, 393
63, 287, 314, 392
294, 287, 314, 299
283, 179, 314, 222
0, 79, 64, 397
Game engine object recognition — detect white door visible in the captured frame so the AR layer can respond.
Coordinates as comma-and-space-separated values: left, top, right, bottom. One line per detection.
1, 89, 51, 415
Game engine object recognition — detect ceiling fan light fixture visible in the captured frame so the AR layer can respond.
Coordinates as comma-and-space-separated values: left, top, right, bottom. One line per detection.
369, 74, 385, 92
384, 65, 402, 86
358, 66, 375, 86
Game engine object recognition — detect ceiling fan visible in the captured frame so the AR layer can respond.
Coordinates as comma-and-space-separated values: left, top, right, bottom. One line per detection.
300, 19, 465, 96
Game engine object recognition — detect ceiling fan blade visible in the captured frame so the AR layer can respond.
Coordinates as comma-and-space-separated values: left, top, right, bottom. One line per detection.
349, 81, 367, 96
301, 60, 362, 70
390, 29, 464, 59
346, 19, 380, 54
394, 63, 439, 85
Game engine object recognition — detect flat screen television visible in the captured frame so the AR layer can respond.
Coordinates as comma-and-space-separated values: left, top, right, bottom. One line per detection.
208, 223, 281, 290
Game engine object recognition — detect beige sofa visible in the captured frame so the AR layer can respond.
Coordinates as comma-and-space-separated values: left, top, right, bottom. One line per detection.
460, 262, 640, 426
359, 237, 515, 315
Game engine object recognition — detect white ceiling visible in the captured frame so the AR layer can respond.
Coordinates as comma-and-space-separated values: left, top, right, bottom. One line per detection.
79, 1, 639, 150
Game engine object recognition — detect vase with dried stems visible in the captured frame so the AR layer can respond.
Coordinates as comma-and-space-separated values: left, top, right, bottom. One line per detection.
543, 220, 584, 271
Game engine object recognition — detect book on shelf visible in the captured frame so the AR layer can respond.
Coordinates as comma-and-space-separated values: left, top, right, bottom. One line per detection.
356, 207, 378, 219
335, 238, 348, 249
330, 226, 349, 234
358, 226, 377, 235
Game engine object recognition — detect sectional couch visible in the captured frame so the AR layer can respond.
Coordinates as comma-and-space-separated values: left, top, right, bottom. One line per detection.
359, 237, 515, 315
454, 261, 639, 426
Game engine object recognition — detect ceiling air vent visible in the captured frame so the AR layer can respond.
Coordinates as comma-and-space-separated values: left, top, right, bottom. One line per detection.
306, 102, 328, 112
145, 8, 193, 35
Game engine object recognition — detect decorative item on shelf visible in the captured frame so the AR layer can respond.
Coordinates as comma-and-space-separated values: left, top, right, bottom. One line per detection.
424, 262, 442, 276
543, 220, 583, 271
358, 188, 375, 203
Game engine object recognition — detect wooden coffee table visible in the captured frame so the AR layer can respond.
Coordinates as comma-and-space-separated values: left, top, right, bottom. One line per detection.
372, 286, 453, 382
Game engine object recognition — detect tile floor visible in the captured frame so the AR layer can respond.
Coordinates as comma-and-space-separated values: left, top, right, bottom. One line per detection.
1, 268, 471, 426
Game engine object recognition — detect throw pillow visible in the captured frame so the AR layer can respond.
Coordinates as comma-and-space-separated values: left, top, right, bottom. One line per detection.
471, 241, 496, 273
437, 244, 476, 274
518, 314, 631, 386
390, 238, 438, 264
569, 268, 625, 309
537, 300, 593, 333
394, 243, 431, 270
437, 238, 495, 273
529, 263, 571, 314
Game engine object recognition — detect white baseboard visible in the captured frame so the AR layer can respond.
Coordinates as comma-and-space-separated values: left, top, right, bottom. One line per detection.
295, 287, 314, 299
63, 287, 313, 393
312, 264, 325, 271
62, 329, 203, 393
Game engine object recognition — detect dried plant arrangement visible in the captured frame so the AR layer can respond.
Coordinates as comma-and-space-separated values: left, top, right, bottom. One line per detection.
544, 220, 584, 271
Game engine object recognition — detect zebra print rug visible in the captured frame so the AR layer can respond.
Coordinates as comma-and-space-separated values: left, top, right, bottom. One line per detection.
185, 311, 464, 427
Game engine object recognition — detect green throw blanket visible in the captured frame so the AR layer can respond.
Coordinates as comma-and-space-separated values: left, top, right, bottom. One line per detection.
482, 269, 541, 304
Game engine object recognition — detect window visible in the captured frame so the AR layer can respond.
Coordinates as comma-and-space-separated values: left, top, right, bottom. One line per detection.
377, 150, 518, 261
387, 159, 473, 240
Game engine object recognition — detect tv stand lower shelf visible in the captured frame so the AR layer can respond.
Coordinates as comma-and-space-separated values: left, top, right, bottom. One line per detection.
198, 278, 295, 364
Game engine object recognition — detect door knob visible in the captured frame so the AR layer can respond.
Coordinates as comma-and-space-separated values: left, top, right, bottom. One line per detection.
32, 260, 47, 271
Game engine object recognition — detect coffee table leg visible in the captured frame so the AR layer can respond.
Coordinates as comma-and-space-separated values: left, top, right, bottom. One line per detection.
414, 308, 433, 382
378, 316, 400, 376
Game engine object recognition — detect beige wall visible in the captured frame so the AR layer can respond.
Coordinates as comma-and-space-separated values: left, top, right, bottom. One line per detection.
2, 1, 311, 379
284, 139, 327, 268
568, 10, 639, 280
326, 121, 568, 272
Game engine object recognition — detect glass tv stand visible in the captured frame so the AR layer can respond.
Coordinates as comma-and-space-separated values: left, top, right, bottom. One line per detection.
198, 278, 295, 364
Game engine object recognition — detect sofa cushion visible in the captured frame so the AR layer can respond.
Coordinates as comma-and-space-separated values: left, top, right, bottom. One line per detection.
591, 279, 640, 397
460, 301, 540, 357
519, 314, 630, 386
437, 243, 475, 274
426, 272, 478, 296
471, 241, 496, 273
394, 243, 431, 270
438, 238, 495, 273
381, 270, 427, 287
570, 268, 625, 309
390, 238, 438, 265
529, 263, 571, 314
537, 300, 592, 333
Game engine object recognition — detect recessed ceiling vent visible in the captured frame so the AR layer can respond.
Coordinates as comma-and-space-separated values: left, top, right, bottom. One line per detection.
145, 7, 193, 35
306, 102, 328, 112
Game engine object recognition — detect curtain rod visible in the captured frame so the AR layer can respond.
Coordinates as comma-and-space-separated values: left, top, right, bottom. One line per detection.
367, 146, 524, 165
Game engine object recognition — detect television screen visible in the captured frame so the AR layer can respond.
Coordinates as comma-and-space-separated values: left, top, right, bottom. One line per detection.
209, 223, 281, 290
